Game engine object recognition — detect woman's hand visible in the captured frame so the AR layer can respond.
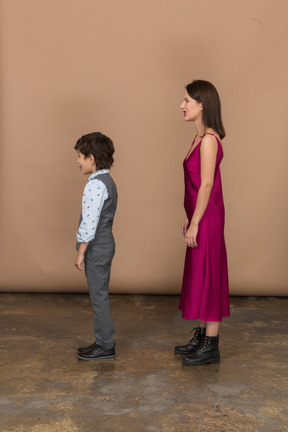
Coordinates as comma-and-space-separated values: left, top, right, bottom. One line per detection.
184, 221, 198, 248
181, 217, 189, 237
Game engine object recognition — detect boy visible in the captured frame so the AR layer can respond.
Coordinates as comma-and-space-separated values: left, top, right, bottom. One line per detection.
74, 132, 117, 360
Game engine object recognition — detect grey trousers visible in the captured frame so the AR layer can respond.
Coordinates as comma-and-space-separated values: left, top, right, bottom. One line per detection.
84, 241, 115, 349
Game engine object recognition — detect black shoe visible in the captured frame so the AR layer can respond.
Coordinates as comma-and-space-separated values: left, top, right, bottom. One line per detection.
182, 336, 220, 366
77, 341, 97, 353
77, 344, 116, 361
174, 327, 206, 355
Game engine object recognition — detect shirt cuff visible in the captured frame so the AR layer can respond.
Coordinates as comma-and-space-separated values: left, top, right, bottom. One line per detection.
76, 233, 94, 243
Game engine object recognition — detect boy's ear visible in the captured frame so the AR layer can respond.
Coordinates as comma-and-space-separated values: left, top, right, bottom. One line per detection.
89, 154, 96, 165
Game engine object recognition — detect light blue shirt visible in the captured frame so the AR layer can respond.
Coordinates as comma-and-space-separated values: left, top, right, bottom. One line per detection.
76, 169, 109, 243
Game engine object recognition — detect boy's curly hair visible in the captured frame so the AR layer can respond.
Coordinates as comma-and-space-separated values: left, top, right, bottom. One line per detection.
74, 132, 114, 170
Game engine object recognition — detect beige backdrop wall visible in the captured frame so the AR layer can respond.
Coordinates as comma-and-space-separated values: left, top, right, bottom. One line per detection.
1, 0, 287, 295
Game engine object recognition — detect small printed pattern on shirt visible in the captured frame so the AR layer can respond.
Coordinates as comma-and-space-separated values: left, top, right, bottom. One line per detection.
76, 170, 109, 243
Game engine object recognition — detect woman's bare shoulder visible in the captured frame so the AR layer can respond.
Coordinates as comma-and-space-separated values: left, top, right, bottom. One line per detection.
202, 130, 220, 143
201, 133, 219, 153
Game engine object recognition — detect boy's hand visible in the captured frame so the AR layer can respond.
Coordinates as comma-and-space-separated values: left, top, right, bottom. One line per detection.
74, 242, 89, 270
74, 252, 85, 271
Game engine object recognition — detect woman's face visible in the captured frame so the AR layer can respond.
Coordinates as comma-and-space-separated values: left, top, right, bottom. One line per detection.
180, 91, 203, 122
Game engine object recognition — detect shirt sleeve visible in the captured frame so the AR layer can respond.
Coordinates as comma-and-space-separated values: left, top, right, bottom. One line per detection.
76, 179, 108, 243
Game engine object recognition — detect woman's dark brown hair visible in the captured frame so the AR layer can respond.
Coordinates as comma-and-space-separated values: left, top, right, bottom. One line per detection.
74, 132, 114, 169
186, 80, 226, 139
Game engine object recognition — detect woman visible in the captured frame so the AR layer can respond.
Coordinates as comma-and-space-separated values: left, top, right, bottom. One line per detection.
174, 80, 230, 366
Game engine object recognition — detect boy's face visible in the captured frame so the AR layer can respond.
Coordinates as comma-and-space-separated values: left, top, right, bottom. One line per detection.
76, 151, 96, 175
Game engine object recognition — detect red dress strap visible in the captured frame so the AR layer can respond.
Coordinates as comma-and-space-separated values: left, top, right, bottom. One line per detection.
185, 135, 198, 160
203, 133, 216, 138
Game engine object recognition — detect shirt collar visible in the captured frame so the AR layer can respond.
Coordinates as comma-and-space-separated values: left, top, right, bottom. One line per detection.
88, 169, 110, 181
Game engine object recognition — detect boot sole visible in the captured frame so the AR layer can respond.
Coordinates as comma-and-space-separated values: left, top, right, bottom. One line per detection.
182, 356, 220, 366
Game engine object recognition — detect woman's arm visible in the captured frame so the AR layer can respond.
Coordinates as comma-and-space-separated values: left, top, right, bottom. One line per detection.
184, 134, 218, 247
181, 217, 189, 237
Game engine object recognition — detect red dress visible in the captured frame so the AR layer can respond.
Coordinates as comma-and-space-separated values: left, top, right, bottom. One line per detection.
179, 134, 230, 322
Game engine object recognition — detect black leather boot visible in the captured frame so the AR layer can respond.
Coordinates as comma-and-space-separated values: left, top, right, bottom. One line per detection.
174, 327, 206, 355
182, 335, 220, 365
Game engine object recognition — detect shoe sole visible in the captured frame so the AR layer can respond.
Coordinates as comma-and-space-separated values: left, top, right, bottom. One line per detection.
77, 354, 116, 361
77, 342, 116, 354
182, 356, 220, 366
174, 350, 195, 355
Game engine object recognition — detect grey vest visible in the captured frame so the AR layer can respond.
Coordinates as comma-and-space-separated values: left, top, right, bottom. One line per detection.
76, 173, 118, 249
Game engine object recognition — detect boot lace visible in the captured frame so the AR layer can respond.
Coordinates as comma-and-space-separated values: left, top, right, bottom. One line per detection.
189, 327, 201, 343
198, 336, 209, 352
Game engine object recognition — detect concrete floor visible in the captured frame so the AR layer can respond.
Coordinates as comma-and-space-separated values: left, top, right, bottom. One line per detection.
0, 294, 287, 432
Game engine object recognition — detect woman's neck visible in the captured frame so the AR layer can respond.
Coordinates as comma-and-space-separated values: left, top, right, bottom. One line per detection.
196, 126, 217, 139
194, 119, 205, 138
